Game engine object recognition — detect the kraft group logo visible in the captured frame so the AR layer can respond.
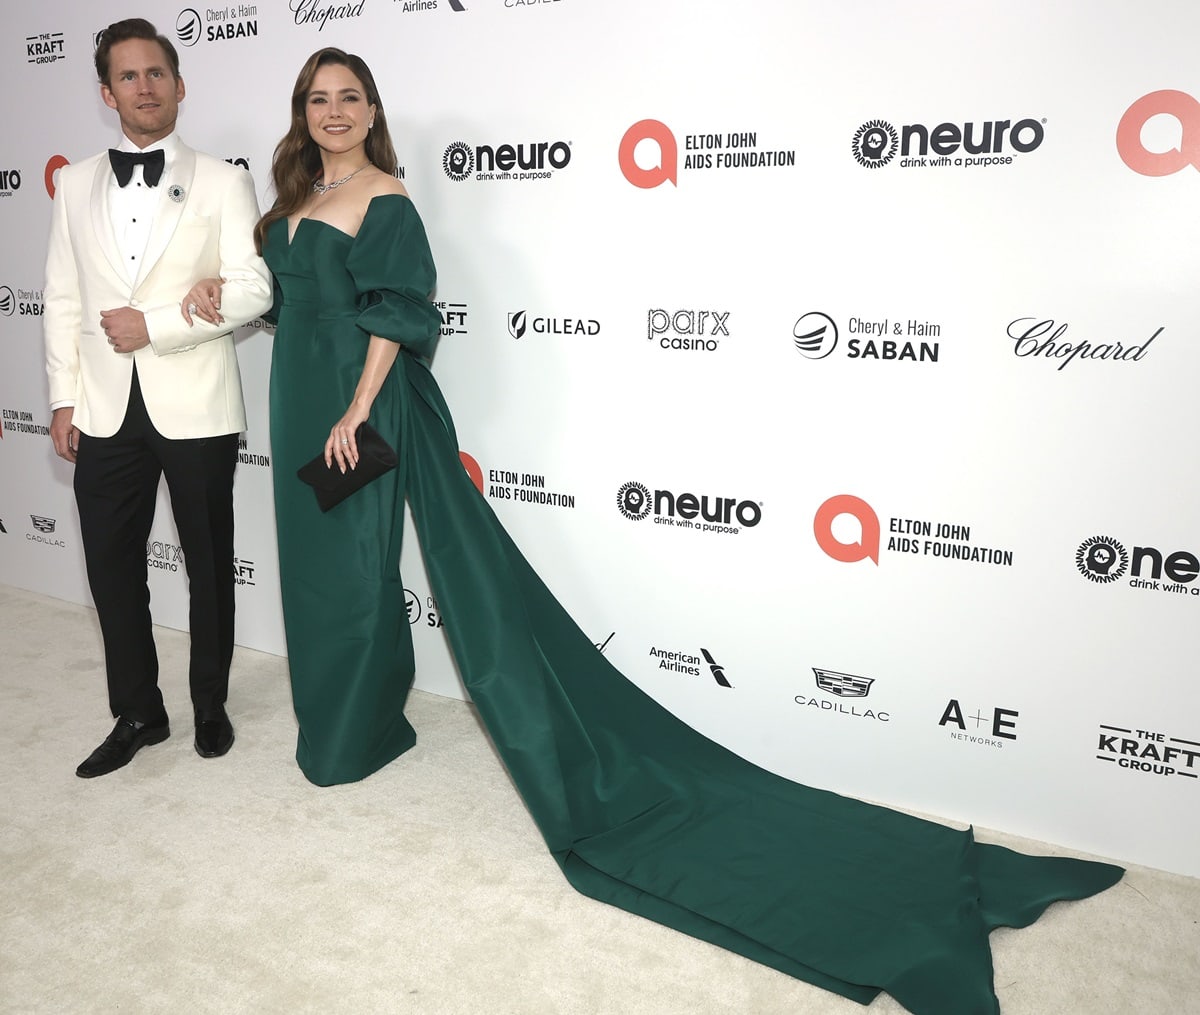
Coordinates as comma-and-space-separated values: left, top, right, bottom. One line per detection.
1117, 90, 1200, 177
45, 155, 69, 199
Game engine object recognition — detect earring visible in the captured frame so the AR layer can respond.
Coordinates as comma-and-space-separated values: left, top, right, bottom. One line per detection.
368, 120, 375, 129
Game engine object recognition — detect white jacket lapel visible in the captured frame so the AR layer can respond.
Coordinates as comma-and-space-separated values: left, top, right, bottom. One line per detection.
88, 156, 128, 285
134, 141, 197, 292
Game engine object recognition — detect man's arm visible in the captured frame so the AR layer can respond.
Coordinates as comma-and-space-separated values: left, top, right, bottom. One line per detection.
142, 168, 272, 355
43, 179, 82, 409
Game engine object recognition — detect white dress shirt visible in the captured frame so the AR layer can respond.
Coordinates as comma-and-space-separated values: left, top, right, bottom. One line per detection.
110, 131, 178, 285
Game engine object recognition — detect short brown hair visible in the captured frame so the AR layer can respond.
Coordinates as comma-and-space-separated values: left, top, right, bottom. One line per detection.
94, 19, 181, 87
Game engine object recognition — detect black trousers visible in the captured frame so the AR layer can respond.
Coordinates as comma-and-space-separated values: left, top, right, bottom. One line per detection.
73, 369, 239, 723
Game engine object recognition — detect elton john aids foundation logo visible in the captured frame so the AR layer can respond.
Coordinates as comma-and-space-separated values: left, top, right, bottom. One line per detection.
1117, 90, 1200, 176
814, 495, 880, 564
619, 119, 677, 188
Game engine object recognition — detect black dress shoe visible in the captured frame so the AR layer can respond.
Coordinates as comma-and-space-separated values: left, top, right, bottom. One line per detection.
76, 716, 170, 778
194, 709, 234, 758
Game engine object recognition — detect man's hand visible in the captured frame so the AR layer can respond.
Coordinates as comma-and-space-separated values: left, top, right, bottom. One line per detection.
50, 407, 80, 463
100, 306, 151, 353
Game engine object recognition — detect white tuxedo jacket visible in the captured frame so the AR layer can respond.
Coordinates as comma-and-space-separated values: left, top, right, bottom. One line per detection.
44, 140, 272, 439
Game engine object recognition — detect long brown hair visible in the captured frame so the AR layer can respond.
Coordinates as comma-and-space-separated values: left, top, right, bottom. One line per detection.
254, 48, 398, 254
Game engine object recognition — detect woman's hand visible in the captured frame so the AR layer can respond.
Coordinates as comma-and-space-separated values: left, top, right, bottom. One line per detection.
181, 277, 226, 326
325, 401, 372, 473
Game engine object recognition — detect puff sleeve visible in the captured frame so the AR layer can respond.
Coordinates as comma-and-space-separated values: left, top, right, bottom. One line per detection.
346, 194, 442, 360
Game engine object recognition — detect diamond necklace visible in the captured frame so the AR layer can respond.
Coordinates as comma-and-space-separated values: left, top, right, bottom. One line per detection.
312, 163, 370, 195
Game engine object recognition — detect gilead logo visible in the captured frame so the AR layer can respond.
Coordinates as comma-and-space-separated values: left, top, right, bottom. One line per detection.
1116, 90, 1200, 176
619, 119, 677, 188
814, 495, 880, 564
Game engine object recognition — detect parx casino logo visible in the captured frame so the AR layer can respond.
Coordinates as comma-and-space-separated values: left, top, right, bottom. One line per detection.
647, 308, 730, 351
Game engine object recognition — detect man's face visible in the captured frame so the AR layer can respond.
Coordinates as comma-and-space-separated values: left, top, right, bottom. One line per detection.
100, 39, 185, 147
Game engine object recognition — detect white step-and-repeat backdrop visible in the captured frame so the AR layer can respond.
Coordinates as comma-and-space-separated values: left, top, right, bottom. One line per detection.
2, 0, 1198, 877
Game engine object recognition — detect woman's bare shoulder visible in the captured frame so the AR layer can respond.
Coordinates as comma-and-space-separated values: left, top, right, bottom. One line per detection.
362, 169, 409, 201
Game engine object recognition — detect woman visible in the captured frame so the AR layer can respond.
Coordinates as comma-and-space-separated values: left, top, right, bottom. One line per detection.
185, 49, 1121, 1015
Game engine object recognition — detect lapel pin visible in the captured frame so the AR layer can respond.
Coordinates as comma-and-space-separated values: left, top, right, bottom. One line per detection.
167, 184, 185, 203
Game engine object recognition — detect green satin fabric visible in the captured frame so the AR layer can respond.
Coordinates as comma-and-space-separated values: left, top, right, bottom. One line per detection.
264, 194, 1122, 1015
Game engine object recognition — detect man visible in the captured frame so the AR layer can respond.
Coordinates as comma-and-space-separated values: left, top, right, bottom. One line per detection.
43, 19, 272, 778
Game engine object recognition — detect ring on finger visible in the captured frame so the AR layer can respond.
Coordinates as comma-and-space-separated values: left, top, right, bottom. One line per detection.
187, 303, 198, 314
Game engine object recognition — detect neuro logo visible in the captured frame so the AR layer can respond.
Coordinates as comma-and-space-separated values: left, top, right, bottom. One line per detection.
852, 119, 898, 168
619, 119, 677, 189
443, 141, 473, 181
176, 8, 202, 45
1076, 536, 1130, 584
508, 311, 527, 339
30, 515, 56, 534
0, 287, 14, 316
1116, 90, 1200, 177
459, 451, 484, 493
814, 668, 874, 698
404, 588, 422, 625
617, 481, 652, 521
793, 312, 838, 359
700, 648, 732, 688
44, 155, 69, 198
814, 494, 880, 565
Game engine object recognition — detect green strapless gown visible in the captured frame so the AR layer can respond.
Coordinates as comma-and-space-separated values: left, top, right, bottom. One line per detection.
263, 194, 1122, 1015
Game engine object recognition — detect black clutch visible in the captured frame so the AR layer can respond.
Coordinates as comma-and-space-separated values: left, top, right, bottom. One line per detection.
296, 422, 398, 513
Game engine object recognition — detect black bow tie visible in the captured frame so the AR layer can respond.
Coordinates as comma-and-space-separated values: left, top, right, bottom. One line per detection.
108, 148, 165, 188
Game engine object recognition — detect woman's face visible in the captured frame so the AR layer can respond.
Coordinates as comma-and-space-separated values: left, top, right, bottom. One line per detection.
305, 63, 376, 158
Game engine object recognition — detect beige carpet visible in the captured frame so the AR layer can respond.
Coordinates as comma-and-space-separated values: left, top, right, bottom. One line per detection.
0, 583, 1195, 1015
